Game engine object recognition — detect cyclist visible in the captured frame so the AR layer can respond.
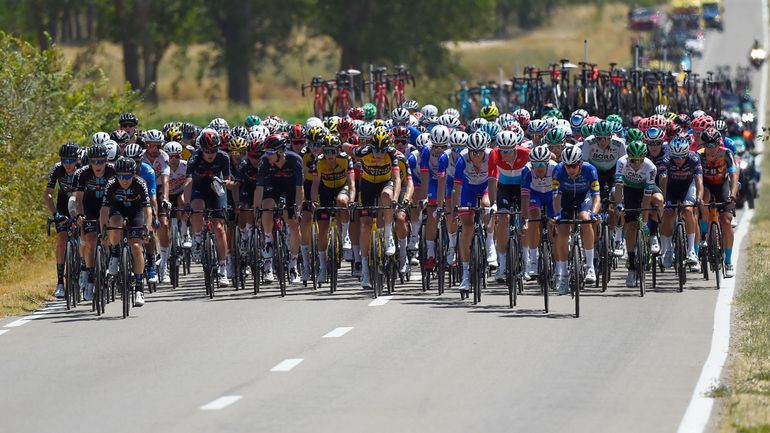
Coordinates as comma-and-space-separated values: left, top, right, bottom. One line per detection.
440, 129, 468, 265
581, 119, 627, 256
391, 126, 416, 273
311, 134, 356, 282
491, 130, 530, 283
164, 141, 191, 248
419, 125, 451, 270
455, 131, 498, 293
254, 134, 304, 284
183, 128, 233, 287
613, 141, 658, 287
288, 124, 318, 284
552, 145, 601, 294
479, 104, 499, 122
101, 157, 152, 307
520, 145, 558, 279
118, 112, 139, 143
233, 135, 264, 255
407, 132, 430, 258
125, 143, 159, 284
354, 127, 402, 289
142, 129, 173, 283
658, 136, 703, 271
527, 119, 548, 147
73, 144, 116, 301
698, 127, 739, 278
44, 142, 82, 298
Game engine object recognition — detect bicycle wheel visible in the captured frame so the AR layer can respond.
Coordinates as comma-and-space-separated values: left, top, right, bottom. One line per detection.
539, 240, 551, 313
370, 232, 381, 298
675, 221, 687, 292
472, 231, 484, 304
202, 233, 212, 297
636, 227, 646, 297
170, 223, 180, 289
121, 244, 131, 319
233, 227, 242, 291
64, 241, 76, 310
700, 236, 709, 280
506, 235, 517, 308
93, 244, 103, 315
436, 222, 446, 295
275, 230, 286, 297
329, 225, 339, 294
710, 222, 722, 291
251, 227, 262, 295
310, 222, 318, 291
419, 221, 430, 292
599, 222, 611, 292
570, 242, 581, 318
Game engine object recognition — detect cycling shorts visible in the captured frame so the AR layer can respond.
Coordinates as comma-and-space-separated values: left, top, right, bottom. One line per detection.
622, 186, 645, 223
459, 182, 489, 208
704, 181, 731, 211
191, 182, 228, 219
108, 206, 146, 239
559, 192, 592, 219
303, 179, 312, 202
529, 191, 556, 218
598, 168, 616, 201
320, 184, 348, 208
665, 179, 697, 205
263, 181, 297, 219
238, 184, 256, 208
358, 179, 393, 209
496, 183, 521, 212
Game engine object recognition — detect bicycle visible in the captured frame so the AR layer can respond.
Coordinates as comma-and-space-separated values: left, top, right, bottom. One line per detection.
301, 76, 334, 119
363, 66, 391, 118
501, 210, 524, 309
418, 203, 449, 295
189, 208, 226, 299
332, 69, 360, 117
390, 65, 415, 108
104, 222, 147, 319
48, 217, 81, 310
526, 215, 554, 313
620, 207, 659, 297
355, 203, 393, 298
664, 202, 698, 292
554, 214, 593, 318
456, 204, 491, 304
258, 198, 290, 297
315, 206, 347, 294
595, 199, 616, 293
700, 201, 733, 290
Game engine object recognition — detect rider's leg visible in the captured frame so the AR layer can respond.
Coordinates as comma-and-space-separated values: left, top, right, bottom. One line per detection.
579, 211, 595, 271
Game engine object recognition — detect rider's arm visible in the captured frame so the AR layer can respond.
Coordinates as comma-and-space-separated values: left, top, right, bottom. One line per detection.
391, 165, 402, 203
43, 188, 57, 215
161, 174, 170, 202
310, 172, 320, 203
487, 152, 499, 205
726, 151, 740, 198
695, 175, 704, 202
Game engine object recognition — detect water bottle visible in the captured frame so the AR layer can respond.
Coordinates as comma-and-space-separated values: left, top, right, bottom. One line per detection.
212, 177, 225, 197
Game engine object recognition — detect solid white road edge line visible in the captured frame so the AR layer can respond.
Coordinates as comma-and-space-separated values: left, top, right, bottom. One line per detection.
678, 2, 769, 431
0, 330, 8, 336
270, 358, 304, 372
200, 395, 243, 410
3, 302, 66, 328
368, 296, 393, 306
322, 327, 353, 338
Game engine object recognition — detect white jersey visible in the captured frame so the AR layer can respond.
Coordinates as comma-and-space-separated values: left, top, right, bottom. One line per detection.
581, 135, 626, 172
615, 155, 657, 192
168, 160, 188, 196
454, 148, 494, 186
521, 160, 558, 194
143, 150, 171, 179
442, 148, 462, 178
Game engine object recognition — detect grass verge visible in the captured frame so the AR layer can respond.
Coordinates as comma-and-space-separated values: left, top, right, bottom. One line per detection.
0, 255, 55, 318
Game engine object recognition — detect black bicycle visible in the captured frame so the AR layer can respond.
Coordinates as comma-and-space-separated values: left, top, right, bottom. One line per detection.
457, 205, 491, 304
554, 216, 593, 318
105, 222, 147, 319
501, 210, 524, 308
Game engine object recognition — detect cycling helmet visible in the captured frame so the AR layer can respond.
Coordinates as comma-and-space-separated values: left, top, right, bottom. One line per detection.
654, 104, 669, 116
497, 113, 516, 129
182, 123, 200, 140
230, 125, 249, 140
164, 142, 183, 156
287, 124, 307, 142
247, 138, 262, 157
391, 107, 410, 124
530, 145, 551, 163
392, 125, 410, 140
626, 128, 644, 142
162, 122, 180, 135
88, 143, 108, 159
449, 130, 469, 148
230, 136, 248, 153
606, 114, 623, 125
92, 132, 110, 146
670, 137, 691, 157
115, 157, 136, 174
124, 143, 144, 159
416, 132, 431, 149
105, 140, 118, 161
701, 127, 721, 146
692, 109, 706, 119
421, 104, 438, 118
610, 121, 624, 135
110, 129, 131, 144
59, 142, 81, 159
439, 114, 461, 128
527, 119, 548, 135
569, 110, 588, 130
356, 123, 374, 138
197, 128, 222, 151
626, 141, 647, 158
714, 119, 727, 132
264, 133, 288, 151
644, 126, 666, 142
674, 113, 691, 127
593, 120, 613, 137
337, 117, 356, 133
420, 115, 438, 127
119, 112, 138, 126
348, 106, 365, 120
372, 129, 392, 148
430, 125, 451, 146
479, 104, 499, 121
561, 145, 582, 164
305, 117, 323, 130
542, 108, 562, 120
513, 108, 531, 126
322, 134, 342, 149
666, 122, 684, 139
208, 117, 229, 131
245, 114, 261, 127
691, 115, 714, 132
165, 127, 183, 143
363, 103, 377, 120
442, 108, 460, 119
480, 122, 501, 140
496, 130, 518, 148
580, 123, 595, 138
144, 129, 164, 144
469, 117, 488, 132
402, 99, 420, 112
466, 132, 489, 151
544, 127, 567, 145
250, 125, 270, 141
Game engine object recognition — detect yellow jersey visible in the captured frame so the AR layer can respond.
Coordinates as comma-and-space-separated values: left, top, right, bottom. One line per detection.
353, 145, 400, 184
315, 152, 354, 189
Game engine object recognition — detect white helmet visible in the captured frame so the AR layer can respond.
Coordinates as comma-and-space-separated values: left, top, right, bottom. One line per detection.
391, 107, 410, 124
305, 117, 323, 129
466, 132, 489, 151
92, 132, 110, 146
430, 125, 450, 146
416, 132, 431, 149
669, 137, 690, 157
164, 141, 183, 155
357, 122, 375, 139
208, 117, 229, 130
530, 145, 551, 163
496, 130, 518, 148
249, 125, 270, 142
442, 108, 460, 119
145, 128, 164, 143
556, 119, 572, 136
421, 104, 438, 118
439, 114, 461, 128
104, 139, 118, 161
560, 144, 582, 164
470, 117, 488, 132
124, 143, 144, 159
449, 130, 469, 148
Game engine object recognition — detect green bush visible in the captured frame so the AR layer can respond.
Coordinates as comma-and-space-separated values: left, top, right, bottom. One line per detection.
0, 32, 139, 279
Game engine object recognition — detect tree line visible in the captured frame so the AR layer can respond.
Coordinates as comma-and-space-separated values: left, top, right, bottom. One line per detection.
0, 0, 644, 105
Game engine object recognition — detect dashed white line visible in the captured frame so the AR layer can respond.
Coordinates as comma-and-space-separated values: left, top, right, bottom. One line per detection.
0, 330, 8, 336
368, 296, 392, 307
4, 319, 30, 328
3, 302, 66, 328
322, 327, 353, 338
200, 395, 242, 410
270, 358, 304, 372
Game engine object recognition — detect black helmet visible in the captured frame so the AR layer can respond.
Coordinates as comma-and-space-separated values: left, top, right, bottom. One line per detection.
119, 112, 138, 126
115, 157, 136, 174
110, 129, 131, 144
264, 133, 288, 151
88, 144, 108, 159
197, 128, 221, 151
701, 126, 722, 145
59, 142, 80, 159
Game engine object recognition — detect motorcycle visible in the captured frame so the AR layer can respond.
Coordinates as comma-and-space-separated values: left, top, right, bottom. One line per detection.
733, 137, 761, 209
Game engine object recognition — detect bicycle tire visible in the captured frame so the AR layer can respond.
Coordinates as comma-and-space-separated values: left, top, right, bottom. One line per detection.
310, 222, 318, 291
121, 244, 131, 319
539, 239, 551, 313
419, 221, 430, 292
370, 232, 380, 298
65, 240, 76, 310
710, 222, 722, 291
329, 225, 339, 294
251, 227, 262, 295
275, 230, 286, 297
637, 227, 646, 297
570, 242, 581, 318
600, 222, 611, 292
506, 235, 517, 308
233, 227, 242, 291
202, 233, 212, 297
93, 244, 103, 315
472, 230, 484, 304
170, 223, 180, 289
675, 221, 687, 292
436, 221, 446, 296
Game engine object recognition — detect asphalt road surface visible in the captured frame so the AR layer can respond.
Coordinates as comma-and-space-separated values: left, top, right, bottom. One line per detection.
0, 1, 764, 431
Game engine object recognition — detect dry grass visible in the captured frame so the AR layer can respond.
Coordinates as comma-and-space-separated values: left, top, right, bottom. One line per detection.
0, 256, 55, 318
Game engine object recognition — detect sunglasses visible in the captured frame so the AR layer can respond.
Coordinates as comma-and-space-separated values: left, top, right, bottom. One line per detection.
372, 148, 388, 154
169, 154, 181, 159
532, 162, 548, 168
90, 159, 106, 165
647, 141, 662, 146
322, 148, 338, 155
117, 174, 133, 181
310, 142, 323, 148
672, 155, 687, 160
203, 149, 218, 155
565, 162, 581, 169
705, 142, 720, 148
470, 150, 484, 156
629, 158, 645, 164
62, 158, 77, 165
264, 150, 279, 156
499, 148, 515, 154
120, 123, 137, 128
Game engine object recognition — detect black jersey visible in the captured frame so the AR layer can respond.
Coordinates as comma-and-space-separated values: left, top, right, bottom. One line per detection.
103, 177, 151, 210
75, 164, 116, 215
255, 151, 304, 187
186, 150, 232, 183
46, 162, 80, 196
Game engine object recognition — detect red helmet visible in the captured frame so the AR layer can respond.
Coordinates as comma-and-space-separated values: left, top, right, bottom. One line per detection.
637, 117, 649, 131
197, 128, 221, 151
348, 107, 365, 120
392, 125, 410, 142
247, 138, 262, 158
691, 114, 714, 132
288, 124, 306, 143
666, 122, 683, 139
337, 117, 356, 133
264, 133, 288, 151
647, 114, 668, 130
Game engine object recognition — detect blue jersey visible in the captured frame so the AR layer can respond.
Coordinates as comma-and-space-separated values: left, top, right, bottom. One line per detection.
552, 162, 600, 196
723, 137, 737, 154
139, 161, 157, 196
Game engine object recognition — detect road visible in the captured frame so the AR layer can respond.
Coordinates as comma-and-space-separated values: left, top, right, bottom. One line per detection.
0, 1, 765, 432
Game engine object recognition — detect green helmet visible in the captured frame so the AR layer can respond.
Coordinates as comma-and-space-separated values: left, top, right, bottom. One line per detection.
625, 128, 644, 142
543, 108, 563, 119
544, 127, 567, 145
245, 114, 261, 127
363, 103, 377, 120
606, 114, 623, 125
594, 120, 613, 137
626, 140, 647, 158
580, 123, 595, 138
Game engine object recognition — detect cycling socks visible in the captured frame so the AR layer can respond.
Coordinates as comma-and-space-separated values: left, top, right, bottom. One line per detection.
661, 236, 673, 253
648, 220, 658, 236
687, 233, 696, 254
398, 237, 407, 254
56, 264, 65, 284
725, 248, 733, 265
111, 245, 120, 257
584, 249, 594, 270
556, 261, 567, 277
614, 226, 623, 243
628, 252, 636, 270
134, 273, 143, 291
448, 232, 457, 250
300, 245, 310, 267
426, 240, 435, 258
319, 251, 327, 270
410, 222, 420, 239
352, 245, 361, 264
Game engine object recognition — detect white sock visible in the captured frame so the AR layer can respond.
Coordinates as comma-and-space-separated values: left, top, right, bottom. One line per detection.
180, 220, 189, 237
687, 233, 696, 254
264, 233, 273, 244
160, 246, 170, 268
352, 245, 361, 263
398, 237, 407, 254
410, 222, 420, 238
342, 222, 350, 240
462, 261, 470, 278
448, 231, 457, 249
241, 224, 252, 241
498, 252, 507, 272
290, 254, 298, 269
584, 249, 594, 270
662, 235, 672, 253
300, 245, 310, 267
361, 256, 369, 276
486, 233, 495, 251
319, 251, 327, 270
522, 247, 530, 262
530, 247, 539, 264
384, 224, 392, 239
557, 261, 567, 277
614, 227, 623, 243
195, 232, 203, 243
427, 240, 435, 258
